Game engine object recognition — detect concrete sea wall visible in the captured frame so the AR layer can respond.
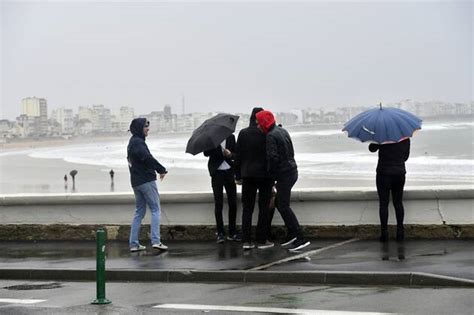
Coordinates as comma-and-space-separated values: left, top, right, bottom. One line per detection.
0, 185, 472, 240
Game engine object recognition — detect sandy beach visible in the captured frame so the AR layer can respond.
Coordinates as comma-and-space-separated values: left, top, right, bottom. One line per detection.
1, 120, 472, 194
0, 153, 375, 194
2, 152, 462, 195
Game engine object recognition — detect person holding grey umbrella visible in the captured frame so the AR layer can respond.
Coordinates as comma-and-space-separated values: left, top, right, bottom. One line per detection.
204, 134, 240, 244
186, 113, 241, 244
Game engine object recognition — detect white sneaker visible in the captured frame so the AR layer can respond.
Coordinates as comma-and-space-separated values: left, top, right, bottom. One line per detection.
257, 241, 274, 249
152, 243, 168, 251
130, 244, 146, 252
288, 239, 310, 252
242, 242, 255, 250
281, 237, 297, 247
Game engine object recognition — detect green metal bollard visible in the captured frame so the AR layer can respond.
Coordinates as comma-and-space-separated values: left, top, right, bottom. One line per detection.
92, 228, 111, 304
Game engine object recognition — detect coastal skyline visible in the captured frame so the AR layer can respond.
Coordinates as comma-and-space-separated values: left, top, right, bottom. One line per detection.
2, 1, 472, 119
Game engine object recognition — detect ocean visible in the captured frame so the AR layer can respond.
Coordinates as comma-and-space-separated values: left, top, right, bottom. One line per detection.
0, 120, 472, 194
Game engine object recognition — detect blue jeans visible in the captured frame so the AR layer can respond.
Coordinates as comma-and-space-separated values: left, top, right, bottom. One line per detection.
129, 181, 161, 248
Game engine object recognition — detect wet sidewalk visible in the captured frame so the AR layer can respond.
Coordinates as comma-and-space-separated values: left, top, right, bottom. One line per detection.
0, 239, 473, 287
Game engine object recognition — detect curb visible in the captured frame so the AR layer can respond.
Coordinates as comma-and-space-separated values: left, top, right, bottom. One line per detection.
1, 269, 473, 288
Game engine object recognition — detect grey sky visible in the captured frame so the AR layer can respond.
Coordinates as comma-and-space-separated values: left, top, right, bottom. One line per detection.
1, 0, 472, 119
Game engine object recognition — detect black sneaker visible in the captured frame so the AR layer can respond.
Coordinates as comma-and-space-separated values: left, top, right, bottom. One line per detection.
216, 233, 226, 244
288, 238, 310, 252
281, 236, 297, 247
227, 233, 242, 242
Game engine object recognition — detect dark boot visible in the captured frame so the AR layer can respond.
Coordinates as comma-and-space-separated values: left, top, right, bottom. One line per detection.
379, 227, 388, 243
396, 226, 404, 242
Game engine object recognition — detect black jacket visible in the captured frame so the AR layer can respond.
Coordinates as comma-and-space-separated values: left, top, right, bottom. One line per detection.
369, 138, 410, 175
234, 108, 269, 180
127, 118, 167, 187
266, 124, 297, 179
203, 134, 235, 177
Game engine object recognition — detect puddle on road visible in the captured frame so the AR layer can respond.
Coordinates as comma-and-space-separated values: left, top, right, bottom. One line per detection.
3, 282, 63, 290
415, 249, 448, 257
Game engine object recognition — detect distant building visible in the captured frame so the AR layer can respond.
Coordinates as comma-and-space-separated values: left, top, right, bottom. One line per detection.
164, 105, 172, 119
0, 119, 12, 139
20, 97, 48, 135
51, 107, 74, 134
112, 106, 134, 132
78, 106, 93, 121
275, 112, 298, 126
290, 109, 304, 124
91, 105, 112, 133
76, 119, 93, 135
15, 114, 41, 137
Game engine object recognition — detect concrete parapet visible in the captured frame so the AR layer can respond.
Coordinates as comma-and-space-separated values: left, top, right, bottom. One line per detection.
0, 185, 472, 240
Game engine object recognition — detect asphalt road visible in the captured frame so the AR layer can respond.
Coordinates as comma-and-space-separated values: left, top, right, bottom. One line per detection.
0, 280, 473, 314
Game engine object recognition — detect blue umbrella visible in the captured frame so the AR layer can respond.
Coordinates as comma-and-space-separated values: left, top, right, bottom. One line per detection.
342, 104, 422, 144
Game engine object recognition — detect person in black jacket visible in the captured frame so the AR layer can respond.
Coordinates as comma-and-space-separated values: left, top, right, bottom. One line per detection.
255, 110, 310, 252
234, 107, 274, 250
204, 134, 239, 243
127, 118, 168, 252
369, 138, 410, 242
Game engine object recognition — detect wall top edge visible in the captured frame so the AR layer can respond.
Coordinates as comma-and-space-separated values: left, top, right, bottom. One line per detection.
0, 185, 472, 206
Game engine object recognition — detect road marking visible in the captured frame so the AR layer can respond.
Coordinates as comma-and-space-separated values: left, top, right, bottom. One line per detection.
0, 298, 46, 304
251, 238, 359, 271
153, 303, 391, 314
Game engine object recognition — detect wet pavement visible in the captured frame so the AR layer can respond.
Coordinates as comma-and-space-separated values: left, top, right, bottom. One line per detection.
0, 239, 472, 285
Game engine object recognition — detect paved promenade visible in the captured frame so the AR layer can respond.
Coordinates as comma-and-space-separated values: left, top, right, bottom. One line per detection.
1, 239, 473, 287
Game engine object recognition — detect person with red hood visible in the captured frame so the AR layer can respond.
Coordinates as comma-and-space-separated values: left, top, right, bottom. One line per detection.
255, 110, 310, 251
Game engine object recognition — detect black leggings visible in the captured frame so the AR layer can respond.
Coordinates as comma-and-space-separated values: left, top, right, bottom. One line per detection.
376, 174, 405, 229
211, 170, 237, 235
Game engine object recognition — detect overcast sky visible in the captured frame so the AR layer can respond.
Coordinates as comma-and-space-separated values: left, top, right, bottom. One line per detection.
1, 0, 472, 119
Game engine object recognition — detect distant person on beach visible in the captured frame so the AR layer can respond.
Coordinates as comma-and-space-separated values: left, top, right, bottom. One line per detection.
234, 107, 274, 250
127, 118, 168, 252
204, 134, 240, 244
369, 139, 410, 242
255, 110, 310, 252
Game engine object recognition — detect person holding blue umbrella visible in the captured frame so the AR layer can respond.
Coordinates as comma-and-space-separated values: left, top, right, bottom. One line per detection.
369, 138, 410, 242
343, 103, 422, 242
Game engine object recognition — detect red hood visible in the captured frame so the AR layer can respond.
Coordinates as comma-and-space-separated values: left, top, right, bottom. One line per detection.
255, 110, 275, 134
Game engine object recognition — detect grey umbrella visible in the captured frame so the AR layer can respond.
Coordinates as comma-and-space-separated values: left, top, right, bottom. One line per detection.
185, 113, 239, 155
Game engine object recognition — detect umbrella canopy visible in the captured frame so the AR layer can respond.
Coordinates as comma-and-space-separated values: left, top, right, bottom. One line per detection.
342, 105, 422, 144
185, 113, 239, 155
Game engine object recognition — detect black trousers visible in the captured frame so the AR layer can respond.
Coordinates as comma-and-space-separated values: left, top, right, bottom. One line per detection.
376, 174, 406, 230
241, 177, 274, 243
211, 170, 237, 235
275, 170, 303, 239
